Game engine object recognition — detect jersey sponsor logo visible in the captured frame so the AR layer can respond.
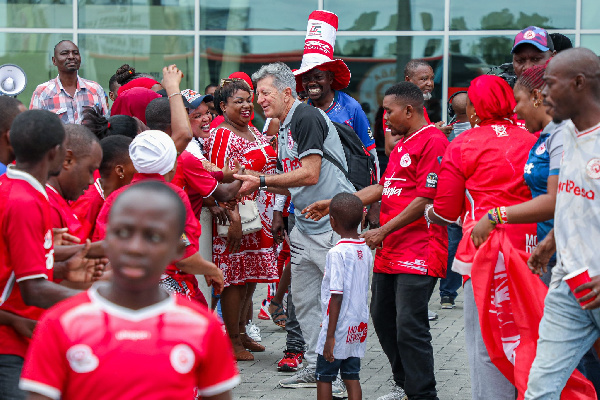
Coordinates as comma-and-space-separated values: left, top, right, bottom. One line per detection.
67, 344, 99, 373
382, 186, 403, 197
425, 173, 438, 188
526, 233, 538, 254
558, 179, 596, 200
44, 229, 52, 250
281, 157, 302, 173
400, 153, 411, 167
524, 163, 534, 174
170, 344, 195, 374
115, 330, 151, 341
492, 125, 508, 137
346, 322, 368, 344
586, 158, 600, 179
535, 143, 546, 155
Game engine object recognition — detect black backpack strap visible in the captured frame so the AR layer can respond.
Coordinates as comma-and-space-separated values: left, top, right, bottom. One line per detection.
322, 151, 349, 180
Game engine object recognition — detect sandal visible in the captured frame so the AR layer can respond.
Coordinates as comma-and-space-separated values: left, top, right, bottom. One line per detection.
234, 349, 254, 361
241, 333, 265, 352
268, 299, 286, 329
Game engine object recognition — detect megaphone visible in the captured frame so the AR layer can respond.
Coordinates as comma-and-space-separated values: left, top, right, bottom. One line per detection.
0, 64, 27, 97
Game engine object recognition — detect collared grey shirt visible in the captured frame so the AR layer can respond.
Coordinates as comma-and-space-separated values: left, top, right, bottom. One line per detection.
277, 100, 355, 234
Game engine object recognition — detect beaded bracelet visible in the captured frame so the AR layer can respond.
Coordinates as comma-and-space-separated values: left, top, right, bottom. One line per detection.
487, 208, 499, 225
424, 204, 434, 224
488, 206, 508, 225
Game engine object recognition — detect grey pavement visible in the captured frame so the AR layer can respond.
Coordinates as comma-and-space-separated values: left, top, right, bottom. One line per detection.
231, 282, 470, 400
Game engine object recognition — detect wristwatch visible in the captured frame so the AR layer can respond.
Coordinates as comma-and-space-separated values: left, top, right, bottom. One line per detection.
259, 175, 267, 191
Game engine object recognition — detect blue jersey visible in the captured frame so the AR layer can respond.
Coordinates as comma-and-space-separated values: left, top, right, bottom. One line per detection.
523, 121, 564, 250
309, 91, 375, 151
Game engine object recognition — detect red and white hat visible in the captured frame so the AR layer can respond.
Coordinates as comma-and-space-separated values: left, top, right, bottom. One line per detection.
293, 10, 351, 94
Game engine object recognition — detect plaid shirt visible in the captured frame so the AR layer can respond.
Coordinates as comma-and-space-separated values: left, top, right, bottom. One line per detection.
29, 75, 108, 124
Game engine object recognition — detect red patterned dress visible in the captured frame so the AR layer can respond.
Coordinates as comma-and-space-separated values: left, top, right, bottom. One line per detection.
204, 126, 278, 287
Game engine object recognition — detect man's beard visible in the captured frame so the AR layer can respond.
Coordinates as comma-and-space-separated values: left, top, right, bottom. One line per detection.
423, 92, 432, 101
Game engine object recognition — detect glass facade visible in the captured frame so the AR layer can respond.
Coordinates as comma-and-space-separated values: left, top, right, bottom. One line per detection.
0, 0, 595, 124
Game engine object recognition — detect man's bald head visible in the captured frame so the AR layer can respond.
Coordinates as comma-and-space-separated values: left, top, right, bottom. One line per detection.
543, 48, 600, 124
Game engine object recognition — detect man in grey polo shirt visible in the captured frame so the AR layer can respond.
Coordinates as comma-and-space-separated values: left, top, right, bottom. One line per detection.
236, 62, 354, 390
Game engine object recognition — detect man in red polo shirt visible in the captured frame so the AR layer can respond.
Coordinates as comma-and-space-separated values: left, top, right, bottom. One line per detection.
0, 110, 102, 400
46, 125, 102, 243
304, 82, 448, 400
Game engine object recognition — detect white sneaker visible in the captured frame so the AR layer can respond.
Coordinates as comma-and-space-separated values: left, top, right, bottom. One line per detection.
377, 384, 408, 400
279, 367, 317, 388
246, 321, 261, 342
332, 376, 348, 398
428, 310, 438, 321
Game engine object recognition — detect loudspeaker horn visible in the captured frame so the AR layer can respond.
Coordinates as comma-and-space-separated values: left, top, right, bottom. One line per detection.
0, 64, 27, 97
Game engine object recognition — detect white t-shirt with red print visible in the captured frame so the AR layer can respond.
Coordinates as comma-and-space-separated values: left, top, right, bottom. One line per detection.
317, 239, 372, 360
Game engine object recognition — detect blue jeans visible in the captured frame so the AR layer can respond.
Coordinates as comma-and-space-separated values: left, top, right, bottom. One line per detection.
0, 354, 25, 400
439, 224, 463, 299
525, 281, 600, 399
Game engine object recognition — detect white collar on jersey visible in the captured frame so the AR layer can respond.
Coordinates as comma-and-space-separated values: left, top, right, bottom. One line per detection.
88, 283, 176, 322
5, 165, 48, 200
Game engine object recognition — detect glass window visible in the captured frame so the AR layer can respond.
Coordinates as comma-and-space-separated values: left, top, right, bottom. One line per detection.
0, 0, 73, 28
449, 0, 576, 30
199, 0, 317, 31
581, 0, 600, 30
0, 33, 72, 107
324, 0, 444, 31
580, 35, 600, 55
78, 0, 194, 31
78, 34, 194, 107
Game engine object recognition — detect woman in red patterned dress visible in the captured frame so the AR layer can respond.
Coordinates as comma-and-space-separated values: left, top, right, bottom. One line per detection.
204, 79, 278, 361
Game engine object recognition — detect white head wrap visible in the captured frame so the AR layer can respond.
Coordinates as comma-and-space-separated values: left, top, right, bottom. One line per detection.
129, 130, 177, 176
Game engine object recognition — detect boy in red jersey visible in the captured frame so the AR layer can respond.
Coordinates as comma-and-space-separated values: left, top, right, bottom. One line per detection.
20, 181, 239, 400
46, 125, 102, 243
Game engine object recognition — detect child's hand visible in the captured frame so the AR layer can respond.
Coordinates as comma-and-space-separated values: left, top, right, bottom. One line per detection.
323, 337, 335, 362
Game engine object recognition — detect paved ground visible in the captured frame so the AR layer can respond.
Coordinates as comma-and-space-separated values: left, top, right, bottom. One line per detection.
231, 283, 471, 400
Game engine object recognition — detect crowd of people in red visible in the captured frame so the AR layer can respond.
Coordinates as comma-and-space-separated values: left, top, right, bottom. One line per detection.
1, 9, 600, 400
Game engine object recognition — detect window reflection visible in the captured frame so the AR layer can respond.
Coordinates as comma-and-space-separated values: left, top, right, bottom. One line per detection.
78, 34, 194, 104
199, 0, 317, 31
0, 0, 72, 28
78, 0, 194, 30
581, 36, 600, 55
324, 0, 444, 31
581, 0, 600, 30
449, 0, 576, 30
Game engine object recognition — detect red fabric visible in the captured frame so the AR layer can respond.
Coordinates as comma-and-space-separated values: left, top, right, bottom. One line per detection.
0, 173, 54, 357
229, 72, 253, 90
171, 150, 218, 219
21, 289, 239, 400
110, 87, 161, 124
308, 10, 338, 29
46, 184, 86, 242
203, 126, 278, 287
471, 229, 597, 399
70, 179, 104, 241
117, 77, 160, 95
94, 174, 202, 300
375, 125, 449, 277
468, 75, 516, 124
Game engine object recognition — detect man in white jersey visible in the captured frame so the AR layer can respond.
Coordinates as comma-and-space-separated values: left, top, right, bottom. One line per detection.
525, 48, 600, 399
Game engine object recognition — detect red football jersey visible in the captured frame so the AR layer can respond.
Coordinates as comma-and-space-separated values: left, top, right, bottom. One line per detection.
0, 167, 54, 357
46, 184, 86, 242
171, 150, 218, 219
432, 122, 537, 273
94, 174, 203, 302
70, 179, 105, 240
20, 287, 239, 400
375, 125, 449, 277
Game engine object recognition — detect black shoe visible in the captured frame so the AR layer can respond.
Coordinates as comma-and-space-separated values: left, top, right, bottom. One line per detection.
440, 296, 455, 309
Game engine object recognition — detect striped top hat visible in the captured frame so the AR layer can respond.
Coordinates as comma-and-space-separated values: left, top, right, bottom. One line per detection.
293, 10, 351, 94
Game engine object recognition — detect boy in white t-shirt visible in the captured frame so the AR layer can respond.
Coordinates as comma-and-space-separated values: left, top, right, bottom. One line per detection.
316, 192, 373, 400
